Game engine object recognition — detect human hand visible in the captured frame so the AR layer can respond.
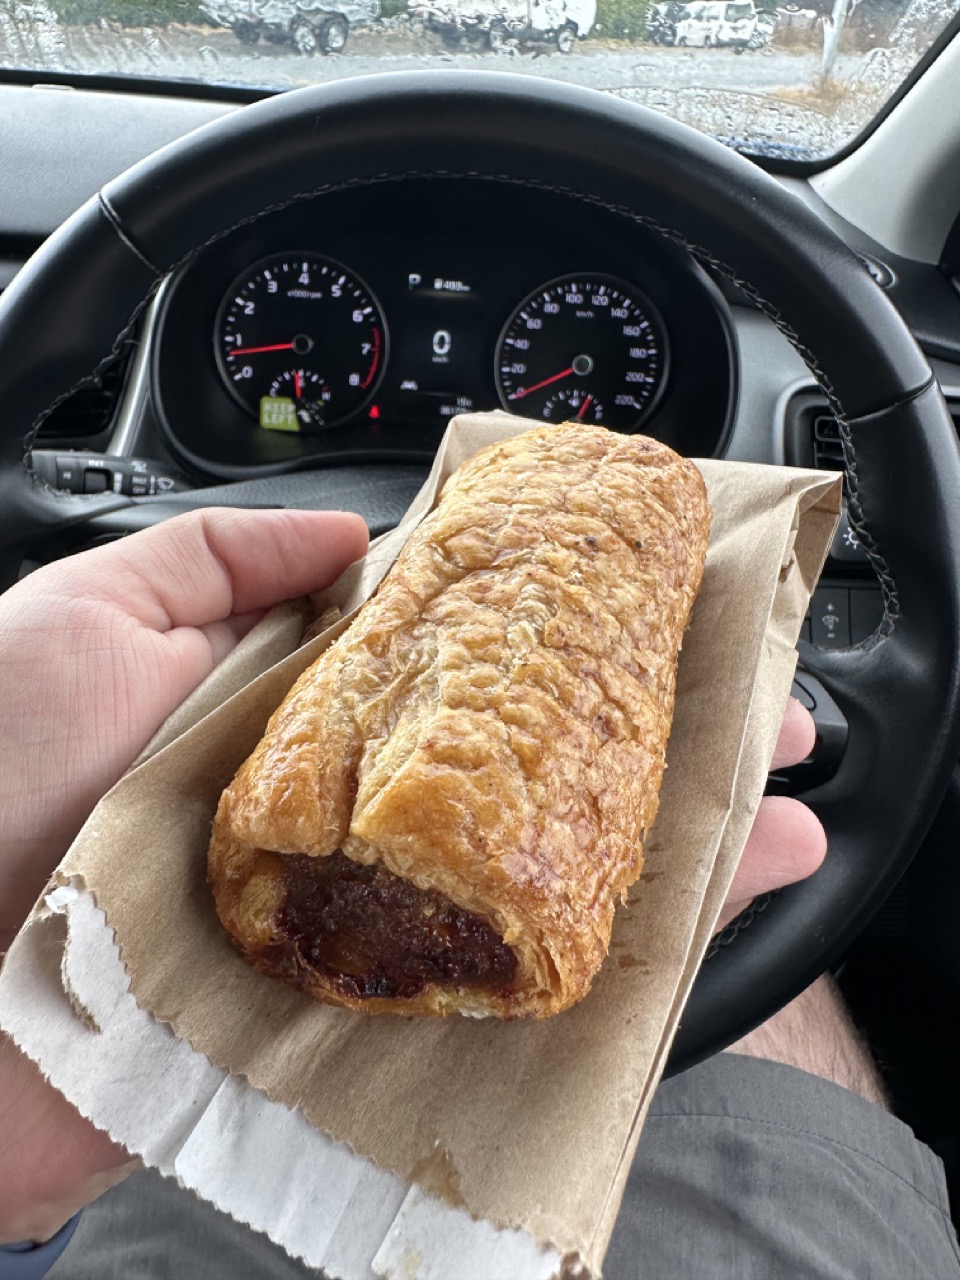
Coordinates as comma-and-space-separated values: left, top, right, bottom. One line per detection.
717, 695, 826, 932
0, 508, 368, 952
0, 507, 367, 1244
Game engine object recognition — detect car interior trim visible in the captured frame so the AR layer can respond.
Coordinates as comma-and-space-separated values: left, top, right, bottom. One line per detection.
811, 33, 960, 265
107, 288, 166, 459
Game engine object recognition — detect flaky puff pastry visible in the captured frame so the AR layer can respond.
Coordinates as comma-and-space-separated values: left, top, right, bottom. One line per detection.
208, 424, 711, 1018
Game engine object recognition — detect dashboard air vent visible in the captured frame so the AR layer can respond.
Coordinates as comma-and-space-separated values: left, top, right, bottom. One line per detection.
804, 394, 960, 475
810, 413, 845, 471
35, 351, 131, 445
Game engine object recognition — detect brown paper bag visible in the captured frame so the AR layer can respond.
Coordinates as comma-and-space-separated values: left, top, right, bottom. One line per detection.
0, 411, 840, 1277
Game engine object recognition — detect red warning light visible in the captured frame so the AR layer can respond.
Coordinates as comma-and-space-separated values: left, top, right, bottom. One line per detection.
369, 404, 380, 420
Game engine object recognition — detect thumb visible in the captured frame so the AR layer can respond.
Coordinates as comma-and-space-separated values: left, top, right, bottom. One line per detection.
43, 508, 370, 631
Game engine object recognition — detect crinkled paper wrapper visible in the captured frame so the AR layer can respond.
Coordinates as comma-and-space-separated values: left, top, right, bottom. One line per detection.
0, 411, 840, 1280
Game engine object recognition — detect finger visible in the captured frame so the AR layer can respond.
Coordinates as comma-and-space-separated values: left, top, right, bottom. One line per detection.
45, 509, 369, 631
716, 795, 826, 932
770, 697, 816, 771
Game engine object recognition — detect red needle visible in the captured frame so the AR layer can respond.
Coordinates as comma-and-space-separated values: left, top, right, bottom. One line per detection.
577, 394, 593, 421
510, 366, 574, 400
232, 341, 295, 355
295, 371, 303, 399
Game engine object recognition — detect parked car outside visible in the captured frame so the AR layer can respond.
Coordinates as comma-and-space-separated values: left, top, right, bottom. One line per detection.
646, 1, 685, 45
201, 0, 380, 54
409, 0, 594, 52
674, 0, 759, 48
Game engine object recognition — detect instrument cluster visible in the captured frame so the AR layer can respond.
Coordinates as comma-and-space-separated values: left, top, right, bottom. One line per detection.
152, 179, 735, 478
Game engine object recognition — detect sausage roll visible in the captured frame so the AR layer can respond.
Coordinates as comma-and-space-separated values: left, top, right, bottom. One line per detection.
208, 424, 711, 1018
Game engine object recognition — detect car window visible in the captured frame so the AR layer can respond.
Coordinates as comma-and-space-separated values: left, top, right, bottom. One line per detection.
0, 0, 957, 163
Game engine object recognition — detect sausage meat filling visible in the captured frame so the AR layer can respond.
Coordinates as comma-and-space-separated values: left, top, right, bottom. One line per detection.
276, 850, 518, 1000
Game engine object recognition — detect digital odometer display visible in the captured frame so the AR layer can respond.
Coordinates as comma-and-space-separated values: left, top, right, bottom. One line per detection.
215, 253, 387, 431
495, 274, 667, 430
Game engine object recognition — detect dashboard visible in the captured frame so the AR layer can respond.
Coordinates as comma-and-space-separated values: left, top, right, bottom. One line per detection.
151, 178, 737, 479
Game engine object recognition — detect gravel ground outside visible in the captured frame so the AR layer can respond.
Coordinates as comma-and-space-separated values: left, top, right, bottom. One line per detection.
0, 1, 946, 160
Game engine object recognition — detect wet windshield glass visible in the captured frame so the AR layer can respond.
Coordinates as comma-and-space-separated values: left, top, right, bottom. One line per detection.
0, 0, 956, 162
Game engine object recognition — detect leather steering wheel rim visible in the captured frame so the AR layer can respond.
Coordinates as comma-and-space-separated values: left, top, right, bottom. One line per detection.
2, 72, 960, 1071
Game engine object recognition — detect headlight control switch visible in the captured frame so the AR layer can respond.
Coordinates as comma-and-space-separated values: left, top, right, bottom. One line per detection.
31, 450, 187, 497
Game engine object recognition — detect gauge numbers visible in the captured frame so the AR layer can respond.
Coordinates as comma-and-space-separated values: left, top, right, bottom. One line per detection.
216, 254, 386, 430
496, 274, 667, 431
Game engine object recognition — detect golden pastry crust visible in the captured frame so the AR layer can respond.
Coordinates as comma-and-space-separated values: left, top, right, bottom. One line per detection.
208, 424, 711, 1018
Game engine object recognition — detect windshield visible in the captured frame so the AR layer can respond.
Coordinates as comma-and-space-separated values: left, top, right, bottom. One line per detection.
0, 0, 956, 163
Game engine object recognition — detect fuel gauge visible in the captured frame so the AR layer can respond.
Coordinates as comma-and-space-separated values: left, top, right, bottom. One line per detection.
268, 368, 333, 428
543, 388, 606, 424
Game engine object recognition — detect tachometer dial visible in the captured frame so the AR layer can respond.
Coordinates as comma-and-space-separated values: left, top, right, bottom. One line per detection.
496, 274, 667, 431
216, 254, 386, 430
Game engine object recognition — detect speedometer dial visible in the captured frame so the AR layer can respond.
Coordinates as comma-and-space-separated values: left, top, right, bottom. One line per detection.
495, 274, 667, 431
216, 253, 386, 430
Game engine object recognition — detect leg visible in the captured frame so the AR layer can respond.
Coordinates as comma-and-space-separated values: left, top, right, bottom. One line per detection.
605, 978, 960, 1279
725, 973, 889, 1108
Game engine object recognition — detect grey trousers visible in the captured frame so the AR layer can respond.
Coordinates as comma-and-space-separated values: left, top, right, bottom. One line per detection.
47, 1053, 960, 1280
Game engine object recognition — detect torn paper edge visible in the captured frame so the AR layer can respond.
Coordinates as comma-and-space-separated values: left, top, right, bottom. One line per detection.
0, 884, 566, 1280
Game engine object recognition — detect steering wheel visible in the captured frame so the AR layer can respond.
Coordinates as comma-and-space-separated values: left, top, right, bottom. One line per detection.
2, 73, 960, 1072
